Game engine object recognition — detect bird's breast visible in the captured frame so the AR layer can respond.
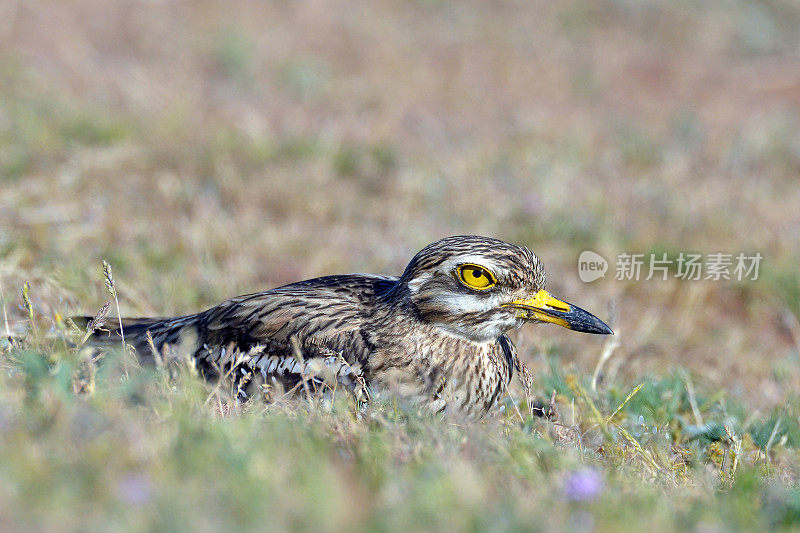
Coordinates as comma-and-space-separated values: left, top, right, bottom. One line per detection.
367, 323, 513, 416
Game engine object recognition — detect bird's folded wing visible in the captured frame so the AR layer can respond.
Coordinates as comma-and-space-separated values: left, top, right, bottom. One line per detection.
192, 274, 396, 377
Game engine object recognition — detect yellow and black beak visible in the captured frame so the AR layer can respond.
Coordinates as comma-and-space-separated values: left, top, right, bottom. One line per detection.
503, 290, 613, 335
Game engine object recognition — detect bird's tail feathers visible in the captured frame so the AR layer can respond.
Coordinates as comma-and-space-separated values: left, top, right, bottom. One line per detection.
75, 314, 203, 359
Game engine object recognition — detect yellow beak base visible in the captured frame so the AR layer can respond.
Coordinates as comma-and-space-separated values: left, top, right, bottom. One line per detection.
503, 290, 613, 335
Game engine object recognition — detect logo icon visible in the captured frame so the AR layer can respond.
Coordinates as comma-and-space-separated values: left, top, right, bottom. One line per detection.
578, 251, 608, 282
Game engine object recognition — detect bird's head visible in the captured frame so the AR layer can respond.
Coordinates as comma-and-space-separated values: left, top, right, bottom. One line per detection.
397, 235, 613, 342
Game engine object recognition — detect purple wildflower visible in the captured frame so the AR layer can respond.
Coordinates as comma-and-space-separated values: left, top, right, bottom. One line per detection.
116, 473, 152, 505
564, 468, 604, 502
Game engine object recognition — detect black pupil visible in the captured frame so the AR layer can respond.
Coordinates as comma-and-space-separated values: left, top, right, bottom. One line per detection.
472, 269, 484, 279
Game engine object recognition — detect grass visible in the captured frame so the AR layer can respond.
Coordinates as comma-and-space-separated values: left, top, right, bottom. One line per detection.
1, 283, 800, 531
3, 0, 800, 530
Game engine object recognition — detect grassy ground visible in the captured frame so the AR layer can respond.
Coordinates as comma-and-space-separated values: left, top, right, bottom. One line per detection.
2, 0, 800, 530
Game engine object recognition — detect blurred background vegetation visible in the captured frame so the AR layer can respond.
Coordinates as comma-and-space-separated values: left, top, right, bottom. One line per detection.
2, 0, 800, 530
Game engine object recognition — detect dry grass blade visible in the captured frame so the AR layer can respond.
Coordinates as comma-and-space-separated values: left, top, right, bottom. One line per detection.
613, 422, 662, 473
516, 360, 535, 417
0, 274, 11, 343
145, 330, 164, 370
204, 347, 247, 406
682, 373, 704, 427
724, 424, 743, 479
290, 335, 314, 406
501, 379, 525, 423
21, 281, 33, 322
784, 310, 800, 358
592, 332, 620, 392
80, 301, 110, 346
606, 382, 646, 426
336, 353, 370, 404
102, 260, 126, 349
573, 379, 608, 435
764, 411, 785, 464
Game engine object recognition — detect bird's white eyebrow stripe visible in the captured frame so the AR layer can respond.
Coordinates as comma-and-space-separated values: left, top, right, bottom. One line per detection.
448, 256, 500, 271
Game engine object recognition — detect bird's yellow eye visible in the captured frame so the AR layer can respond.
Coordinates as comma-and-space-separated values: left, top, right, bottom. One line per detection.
456, 264, 497, 290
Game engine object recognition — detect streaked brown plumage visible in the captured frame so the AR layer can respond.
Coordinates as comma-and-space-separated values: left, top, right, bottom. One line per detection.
83, 235, 612, 417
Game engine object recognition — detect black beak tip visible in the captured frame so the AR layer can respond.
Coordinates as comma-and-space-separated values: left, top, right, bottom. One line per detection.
575, 317, 614, 335
596, 321, 614, 335
568, 305, 614, 335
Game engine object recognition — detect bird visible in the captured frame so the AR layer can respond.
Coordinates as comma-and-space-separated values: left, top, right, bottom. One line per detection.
81, 235, 612, 417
